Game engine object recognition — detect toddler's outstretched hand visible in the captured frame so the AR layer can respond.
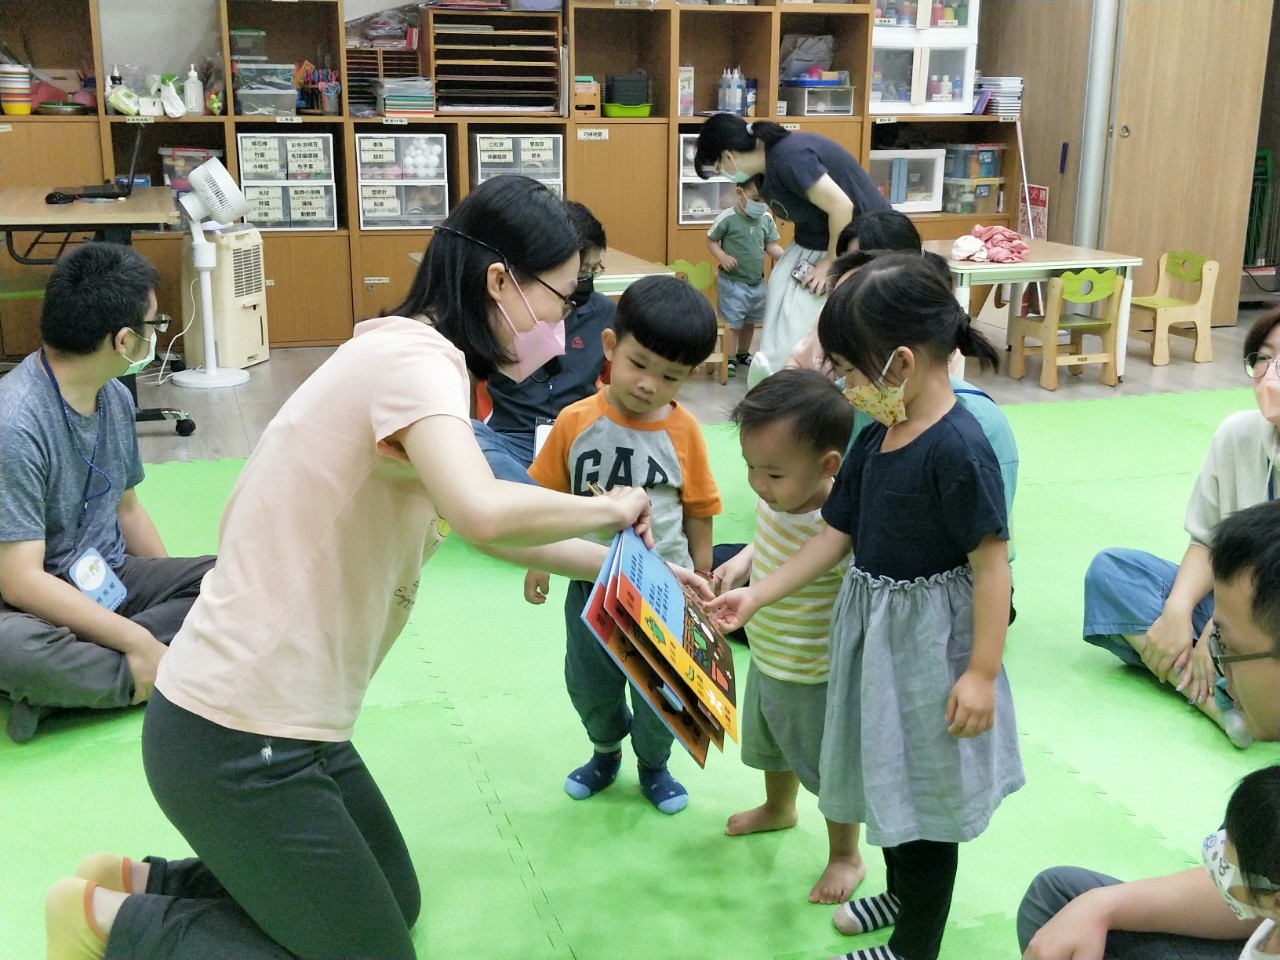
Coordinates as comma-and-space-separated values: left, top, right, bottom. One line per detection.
705, 587, 758, 633
946, 669, 995, 738
668, 564, 715, 603
524, 570, 550, 605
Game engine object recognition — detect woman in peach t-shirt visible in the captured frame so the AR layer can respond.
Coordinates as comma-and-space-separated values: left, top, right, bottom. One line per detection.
46, 177, 679, 960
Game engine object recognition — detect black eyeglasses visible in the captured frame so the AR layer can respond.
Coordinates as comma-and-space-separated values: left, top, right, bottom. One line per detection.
578, 263, 605, 282
1245, 353, 1280, 380
528, 274, 575, 318
437, 225, 572, 317
1208, 624, 1280, 677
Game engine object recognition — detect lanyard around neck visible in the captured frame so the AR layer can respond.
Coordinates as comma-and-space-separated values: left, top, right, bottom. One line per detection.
39, 349, 112, 524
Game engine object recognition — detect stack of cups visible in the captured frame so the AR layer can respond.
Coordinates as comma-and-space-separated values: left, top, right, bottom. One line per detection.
0, 65, 32, 115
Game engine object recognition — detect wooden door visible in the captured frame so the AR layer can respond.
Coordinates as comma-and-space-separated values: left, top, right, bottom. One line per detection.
567, 122, 668, 264
262, 234, 354, 345
1103, 0, 1272, 325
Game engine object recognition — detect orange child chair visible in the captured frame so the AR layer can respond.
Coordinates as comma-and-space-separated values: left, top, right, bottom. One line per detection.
1128, 250, 1217, 366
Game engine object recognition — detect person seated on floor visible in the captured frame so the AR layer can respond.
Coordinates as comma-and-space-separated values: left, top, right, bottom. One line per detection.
1019, 499, 1280, 960
1081, 307, 1280, 749
471, 199, 615, 483
0, 242, 215, 744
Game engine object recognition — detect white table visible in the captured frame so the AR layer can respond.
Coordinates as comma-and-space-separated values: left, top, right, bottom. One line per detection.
924, 238, 1143, 377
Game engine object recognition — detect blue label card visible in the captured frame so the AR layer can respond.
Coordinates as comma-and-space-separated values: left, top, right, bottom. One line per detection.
68, 547, 127, 611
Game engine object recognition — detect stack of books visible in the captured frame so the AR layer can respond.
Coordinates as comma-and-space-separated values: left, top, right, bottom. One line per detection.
976, 75, 1023, 118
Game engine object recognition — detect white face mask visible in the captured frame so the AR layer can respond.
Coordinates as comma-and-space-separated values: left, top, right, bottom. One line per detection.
121, 329, 156, 376
1203, 829, 1272, 920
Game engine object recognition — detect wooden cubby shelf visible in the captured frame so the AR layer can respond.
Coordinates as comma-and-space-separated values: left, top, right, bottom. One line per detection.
0, 0, 1020, 352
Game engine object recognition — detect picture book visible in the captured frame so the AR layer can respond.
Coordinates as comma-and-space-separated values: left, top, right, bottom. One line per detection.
579, 529, 737, 767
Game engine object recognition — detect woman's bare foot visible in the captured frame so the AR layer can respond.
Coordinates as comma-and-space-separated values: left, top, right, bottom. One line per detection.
809, 854, 867, 904
725, 803, 799, 836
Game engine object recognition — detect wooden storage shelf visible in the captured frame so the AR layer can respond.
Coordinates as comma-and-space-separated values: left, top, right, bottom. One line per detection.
428, 9, 562, 115
106, 116, 230, 124
778, 2, 873, 11
0, 115, 102, 124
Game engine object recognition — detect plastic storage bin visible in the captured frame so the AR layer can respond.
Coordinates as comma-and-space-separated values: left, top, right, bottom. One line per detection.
356, 133, 450, 230
359, 184, 448, 229
356, 133, 447, 182
869, 154, 894, 200
286, 184, 337, 229
472, 134, 563, 191
943, 142, 1005, 179
229, 29, 267, 62
869, 148, 945, 213
237, 89, 297, 116
781, 85, 856, 117
234, 63, 295, 91
244, 185, 291, 229
677, 132, 735, 225
942, 177, 1003, 215
159, 147, 224, 192
238, 134, 337, 230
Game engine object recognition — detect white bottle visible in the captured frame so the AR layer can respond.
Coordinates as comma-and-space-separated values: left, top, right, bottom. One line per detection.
184, 64, 204, 115
733, 68, 745, 115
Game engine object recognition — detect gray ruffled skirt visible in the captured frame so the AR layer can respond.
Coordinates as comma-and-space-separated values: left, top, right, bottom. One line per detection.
818, 565, 1025, 848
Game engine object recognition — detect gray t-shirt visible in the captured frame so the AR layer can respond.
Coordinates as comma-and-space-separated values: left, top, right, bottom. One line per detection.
0, 352, 144, 577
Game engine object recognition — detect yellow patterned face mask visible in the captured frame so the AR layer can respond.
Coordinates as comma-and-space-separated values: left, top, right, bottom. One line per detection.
843, 354, 908, 426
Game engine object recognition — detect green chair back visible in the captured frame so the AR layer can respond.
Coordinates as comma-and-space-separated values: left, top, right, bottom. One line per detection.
1059, 268, 1119, 304
662, 259, 715, 292
1165, 250, 1208, 284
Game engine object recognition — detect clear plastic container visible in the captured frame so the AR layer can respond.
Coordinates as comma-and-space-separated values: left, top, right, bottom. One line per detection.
942, 176, 1004, 215
237, 89, 297, 116
244, 185, 290, 228
943, 143, 1005, 179
358, 183, 449, 230
286, 184, 337, 229
229, 29, 267, 62
235, 63, 296, 91
356, 133, 447, 182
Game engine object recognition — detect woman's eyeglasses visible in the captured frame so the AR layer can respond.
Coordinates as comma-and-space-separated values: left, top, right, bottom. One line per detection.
528, 275, 575, 317
1207, 624, 1280, 677
1245, 353, 1280, 379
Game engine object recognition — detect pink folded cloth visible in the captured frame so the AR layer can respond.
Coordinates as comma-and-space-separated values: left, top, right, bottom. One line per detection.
971, 224, 1029, 263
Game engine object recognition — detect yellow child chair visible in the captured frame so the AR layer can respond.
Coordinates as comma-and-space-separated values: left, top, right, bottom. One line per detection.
659, 259, 728, 385
1129, 250, 1217, 366
1009, 268, 1123, 391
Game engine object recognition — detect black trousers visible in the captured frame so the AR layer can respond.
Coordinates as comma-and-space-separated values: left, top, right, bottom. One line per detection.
104, 690, 420, 960
884, 840, 959, 960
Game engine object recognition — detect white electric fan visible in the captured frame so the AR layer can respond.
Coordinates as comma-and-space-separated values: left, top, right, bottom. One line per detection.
172, 158, 252, 389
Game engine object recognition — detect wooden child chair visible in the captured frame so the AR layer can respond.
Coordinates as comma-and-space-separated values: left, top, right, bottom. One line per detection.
1129, 250, 1217, 366
1009, 268, 1123, 391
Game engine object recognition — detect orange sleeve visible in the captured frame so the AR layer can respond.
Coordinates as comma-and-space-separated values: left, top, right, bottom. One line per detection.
527, 404, 583, 493
674, 415, 722, 518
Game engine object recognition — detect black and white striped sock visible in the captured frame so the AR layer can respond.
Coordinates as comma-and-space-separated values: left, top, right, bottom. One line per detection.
832, 891, 902, 936
834, 945, 902, 960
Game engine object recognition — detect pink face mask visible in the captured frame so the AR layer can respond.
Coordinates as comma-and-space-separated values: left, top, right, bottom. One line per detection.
494, 276, 566, 382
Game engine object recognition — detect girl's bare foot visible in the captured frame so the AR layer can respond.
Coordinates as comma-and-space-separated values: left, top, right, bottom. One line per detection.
809, 854, 867, 904
725, 803, 799, 836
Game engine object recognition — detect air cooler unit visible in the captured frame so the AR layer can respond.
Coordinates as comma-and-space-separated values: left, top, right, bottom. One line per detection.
182, 227, 269, 370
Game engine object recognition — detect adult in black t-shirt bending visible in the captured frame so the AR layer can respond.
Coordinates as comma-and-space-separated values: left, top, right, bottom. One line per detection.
694, 115, 891, 388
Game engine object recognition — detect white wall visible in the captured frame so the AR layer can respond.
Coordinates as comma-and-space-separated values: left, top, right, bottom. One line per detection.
98, 0, 222, 77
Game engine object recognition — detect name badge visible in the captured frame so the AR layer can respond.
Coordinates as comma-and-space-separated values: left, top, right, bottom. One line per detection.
69, 547, 127, 611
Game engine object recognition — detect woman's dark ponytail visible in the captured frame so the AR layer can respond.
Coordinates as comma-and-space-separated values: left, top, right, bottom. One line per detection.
954, 306, 1000, 372
750, 120, 791, 148
694, 115, 792, 176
